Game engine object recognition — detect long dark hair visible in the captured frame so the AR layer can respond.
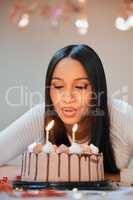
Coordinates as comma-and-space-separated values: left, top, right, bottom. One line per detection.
44, 44, 119, 173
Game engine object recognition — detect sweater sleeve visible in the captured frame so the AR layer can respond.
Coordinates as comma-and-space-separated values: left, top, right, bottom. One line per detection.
0, 104, 45, 166
109, 98, 133, 169
123, 102, 133, 155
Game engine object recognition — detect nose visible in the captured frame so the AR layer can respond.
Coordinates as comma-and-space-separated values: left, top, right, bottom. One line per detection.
62, 91, 75, 104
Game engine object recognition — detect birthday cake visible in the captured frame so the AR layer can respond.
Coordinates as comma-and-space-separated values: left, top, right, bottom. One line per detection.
20, 121, 104, 182
20, 142, 104, 182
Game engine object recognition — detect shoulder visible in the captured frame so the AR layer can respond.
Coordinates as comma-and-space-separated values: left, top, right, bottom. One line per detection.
108, 98, 133, 126
108, 98, 133, 115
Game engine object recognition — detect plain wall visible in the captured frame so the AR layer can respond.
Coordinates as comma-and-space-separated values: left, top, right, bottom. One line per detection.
0, 0, 133, 130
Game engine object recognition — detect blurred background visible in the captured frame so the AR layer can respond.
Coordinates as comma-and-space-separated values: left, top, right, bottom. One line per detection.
0, 0, 133, 130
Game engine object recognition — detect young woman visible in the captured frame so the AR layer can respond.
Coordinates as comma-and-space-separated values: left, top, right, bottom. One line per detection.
0, 44, 133, 174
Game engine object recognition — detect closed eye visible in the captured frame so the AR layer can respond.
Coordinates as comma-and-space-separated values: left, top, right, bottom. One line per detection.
53, 86, 64, 89
75, 85, 88, 89
51, 84, 89, 90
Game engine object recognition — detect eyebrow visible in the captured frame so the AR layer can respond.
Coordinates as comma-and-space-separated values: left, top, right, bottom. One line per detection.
51, 77, 88, 81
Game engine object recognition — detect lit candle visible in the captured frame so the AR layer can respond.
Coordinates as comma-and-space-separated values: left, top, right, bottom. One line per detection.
72, 123, 78, 143
45, 120, 54, 143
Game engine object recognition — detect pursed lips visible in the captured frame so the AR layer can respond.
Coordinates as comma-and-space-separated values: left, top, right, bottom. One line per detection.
62, 107, 77, 111
61, 107, 77, 117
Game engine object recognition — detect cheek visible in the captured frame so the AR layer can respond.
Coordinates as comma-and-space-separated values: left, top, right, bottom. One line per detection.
78, 93, 92, 118
50, 89, 62, 110
85, 92, 92, 106
50, 89, 56, 106
77, 90, 92, 108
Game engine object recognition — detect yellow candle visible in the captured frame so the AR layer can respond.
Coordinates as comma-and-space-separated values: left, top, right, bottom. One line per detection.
72, 123, 78, 143
46, 130, 49, 144
45, 120, 54, 143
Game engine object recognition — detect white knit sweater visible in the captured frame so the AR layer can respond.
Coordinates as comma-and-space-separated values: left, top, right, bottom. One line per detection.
0, 98, 133, 169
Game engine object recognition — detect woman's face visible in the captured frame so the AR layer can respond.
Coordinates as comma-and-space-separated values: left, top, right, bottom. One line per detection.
50, 58, 92, 125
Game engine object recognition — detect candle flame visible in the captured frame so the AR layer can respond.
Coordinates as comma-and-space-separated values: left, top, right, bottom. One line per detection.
46, 120, 54, 131
72, 123, 78, 133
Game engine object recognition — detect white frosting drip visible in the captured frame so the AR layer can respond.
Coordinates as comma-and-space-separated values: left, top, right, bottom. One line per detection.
28, 142, 37, 153
43, 142, 54, 154
69, 143, 82, 154
90, 144, 99, 154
